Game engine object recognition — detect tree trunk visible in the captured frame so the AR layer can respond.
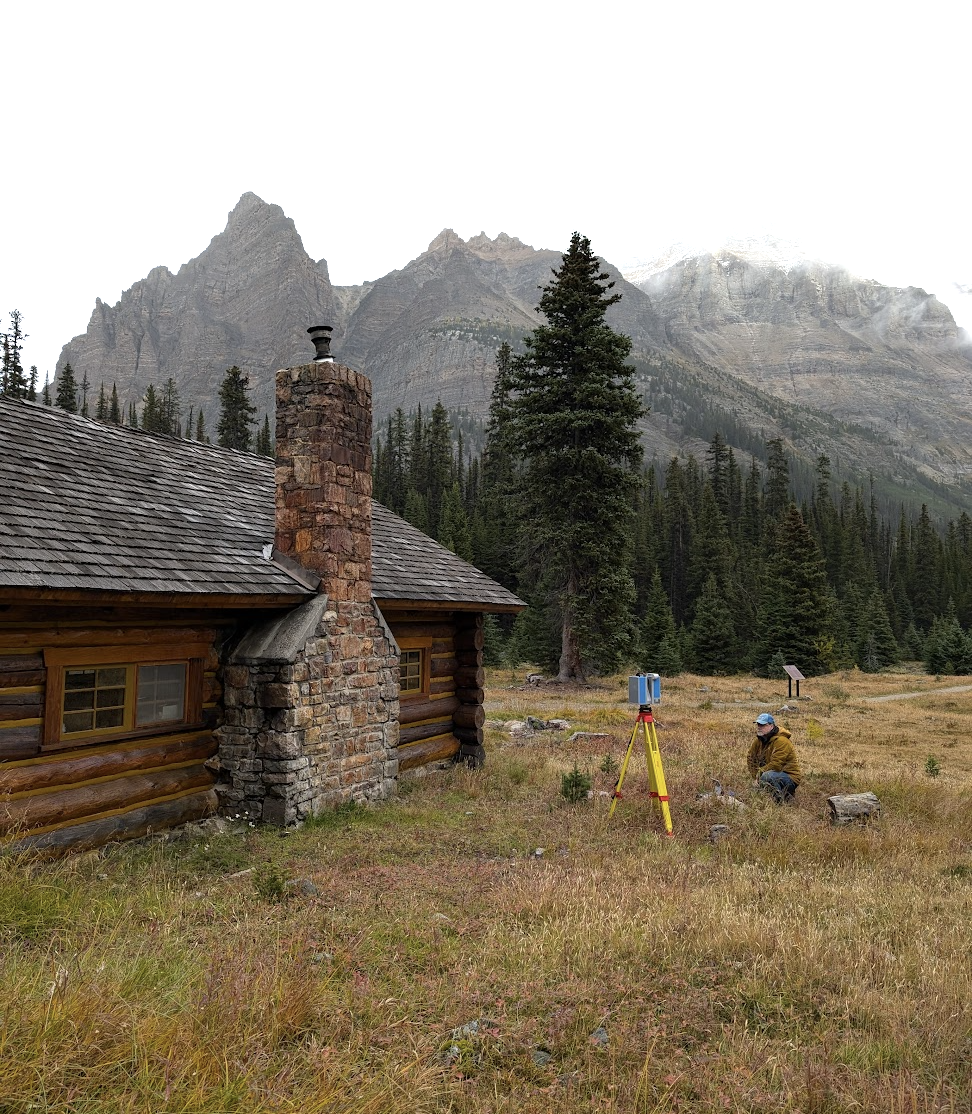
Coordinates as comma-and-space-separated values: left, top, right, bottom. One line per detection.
557, 580, 585, 683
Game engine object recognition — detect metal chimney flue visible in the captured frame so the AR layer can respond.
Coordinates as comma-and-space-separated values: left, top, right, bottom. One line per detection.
307, 324, 334, 362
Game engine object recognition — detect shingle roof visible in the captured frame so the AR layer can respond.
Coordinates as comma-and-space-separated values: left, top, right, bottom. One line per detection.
0, 397, 523, 610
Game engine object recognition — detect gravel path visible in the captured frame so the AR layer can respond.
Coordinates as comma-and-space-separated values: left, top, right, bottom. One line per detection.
862, 684, 972, 703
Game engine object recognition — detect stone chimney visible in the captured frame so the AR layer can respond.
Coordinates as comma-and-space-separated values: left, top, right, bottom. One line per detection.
215, 338, 400, 826
274, 357, 373, 603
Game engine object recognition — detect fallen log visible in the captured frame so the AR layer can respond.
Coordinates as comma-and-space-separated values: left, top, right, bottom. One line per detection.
828, 792, 881, 825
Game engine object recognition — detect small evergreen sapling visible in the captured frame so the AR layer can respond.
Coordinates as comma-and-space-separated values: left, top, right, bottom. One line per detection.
560, 764, 592, 803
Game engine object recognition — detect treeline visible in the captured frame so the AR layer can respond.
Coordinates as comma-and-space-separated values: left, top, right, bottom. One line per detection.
374, 403, 972, 678
0, 320, 274, 457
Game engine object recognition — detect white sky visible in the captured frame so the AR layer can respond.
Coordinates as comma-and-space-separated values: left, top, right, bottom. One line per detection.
4, 0, 970, 378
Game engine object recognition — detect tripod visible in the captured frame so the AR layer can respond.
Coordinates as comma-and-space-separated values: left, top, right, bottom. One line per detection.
609, 703, 673, 836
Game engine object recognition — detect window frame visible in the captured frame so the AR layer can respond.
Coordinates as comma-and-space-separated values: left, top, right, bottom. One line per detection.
396, 637, 431, 702
43, 642, 207, 752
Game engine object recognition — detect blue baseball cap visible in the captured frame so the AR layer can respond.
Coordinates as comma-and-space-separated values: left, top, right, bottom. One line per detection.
755, 713, 776, 725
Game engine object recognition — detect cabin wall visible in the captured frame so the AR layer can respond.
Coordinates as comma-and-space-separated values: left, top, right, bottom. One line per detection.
384, 608, 485, 772
0, 613, 222, 853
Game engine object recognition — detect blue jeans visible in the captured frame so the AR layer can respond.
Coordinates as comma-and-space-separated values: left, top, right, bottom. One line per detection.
759, 771, 797, 802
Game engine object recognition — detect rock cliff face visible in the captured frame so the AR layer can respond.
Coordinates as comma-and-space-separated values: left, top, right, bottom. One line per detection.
58, 193, 335, 423
631, 252, 972, 481
57, 194, 972, 493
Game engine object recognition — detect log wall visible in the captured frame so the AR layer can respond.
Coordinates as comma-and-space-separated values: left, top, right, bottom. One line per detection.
0, 616, 221, 853
384, 608, 488, 773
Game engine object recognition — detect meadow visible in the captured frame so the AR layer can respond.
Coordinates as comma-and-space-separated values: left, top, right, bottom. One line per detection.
2, 667, 970, 1113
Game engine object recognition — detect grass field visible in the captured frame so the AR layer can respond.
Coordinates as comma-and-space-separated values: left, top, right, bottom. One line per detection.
2, 667, 971, 1113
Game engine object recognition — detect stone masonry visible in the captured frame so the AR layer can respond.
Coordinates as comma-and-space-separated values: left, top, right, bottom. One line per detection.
215, 361, 400, 824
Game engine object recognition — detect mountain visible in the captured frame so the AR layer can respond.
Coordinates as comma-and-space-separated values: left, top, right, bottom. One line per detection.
56, 194, 972, 515
625, 245, 972, 484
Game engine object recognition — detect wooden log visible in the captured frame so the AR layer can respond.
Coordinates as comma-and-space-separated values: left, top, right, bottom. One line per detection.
399, 695, 460, 727
0, 732, 217, 796
398, 734, 460, 772
454, 726, 485, 748
430, 656, 458, 678
455, 666, 485, 689
454, 648, 482, 669
3, 788, 219, 856
0, 670, 45, 687
0, 628, 217, 650
454, 612, 483, 631
828, 792, 881, 825
429, 679, 456, 696
454, 627, 484, 652
457, 743, 486, 768
0, 764, 215, 834
0, 693, 43, 719
453, 703, 485, 730
0, 726, 42, 761
380, 609, 452, 624
398, 720, 455, 748
386, 622, 455, 640
431, 638, 454, 655
455, 686, 484, 705
0, 654, 44, 673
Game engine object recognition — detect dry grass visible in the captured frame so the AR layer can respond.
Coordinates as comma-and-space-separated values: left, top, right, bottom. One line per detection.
2, 667, 972, 1112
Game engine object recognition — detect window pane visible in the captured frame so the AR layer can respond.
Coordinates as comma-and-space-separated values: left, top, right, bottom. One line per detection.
400, 649, 423, 692
96, 687, 126, 709
64, 690, 95, 712
63, 710, 94, 733
98, 667, 127, 687
95, 707, 125, 729
136, 664, 186, 726
65, 669, 96, 690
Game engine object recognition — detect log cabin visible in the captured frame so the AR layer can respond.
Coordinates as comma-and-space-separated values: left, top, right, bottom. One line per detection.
0, 351, 523, 853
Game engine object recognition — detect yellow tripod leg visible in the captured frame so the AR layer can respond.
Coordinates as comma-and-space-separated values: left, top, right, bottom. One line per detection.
645, 719, 674, 836
609, 718, 640, 818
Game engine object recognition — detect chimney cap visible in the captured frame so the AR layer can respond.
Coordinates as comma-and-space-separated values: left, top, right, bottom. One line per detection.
307, 324, 334, 362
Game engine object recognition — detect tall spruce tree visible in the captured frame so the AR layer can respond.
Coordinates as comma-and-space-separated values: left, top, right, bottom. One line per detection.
56, 362, 79, 413
755, 504, 831, 675
496, 233, 644, 680
217, 366, 257, 450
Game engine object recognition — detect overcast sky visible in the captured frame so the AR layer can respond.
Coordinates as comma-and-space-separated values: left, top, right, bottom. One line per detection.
4, 0, 969, 378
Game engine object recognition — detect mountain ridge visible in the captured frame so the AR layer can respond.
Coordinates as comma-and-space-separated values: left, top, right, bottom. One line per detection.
55, 193, 972, 515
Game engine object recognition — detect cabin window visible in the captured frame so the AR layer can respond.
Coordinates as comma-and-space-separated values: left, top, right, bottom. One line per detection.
44, 643, 206, 751
397, 637, 431, 700
400, 650, 424, 694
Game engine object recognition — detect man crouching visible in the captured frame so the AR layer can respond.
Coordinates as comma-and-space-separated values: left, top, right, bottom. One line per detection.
748, 713, 802, 802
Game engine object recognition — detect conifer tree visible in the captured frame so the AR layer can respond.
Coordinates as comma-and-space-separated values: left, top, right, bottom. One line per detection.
142, 384, 161, 432
639, 567, 677, 665
184, 406, 194, 440
1, 310, 28, 398
159, 378, 180, 435
109, 383, 121, 424
689, 573, 737, 673
43, 377, 52, 405
764, 438, 790, 521
217, 366, 257, 450
404, 488, 429, 534
79, 370, 91, 417
256, 414, 273, 458
196, 409, 208, 443
755, 504, 831, 675
95, 383, 107, 420
27, 367, 37, 402
55, 362, 79, 413
494, 233, 644, 680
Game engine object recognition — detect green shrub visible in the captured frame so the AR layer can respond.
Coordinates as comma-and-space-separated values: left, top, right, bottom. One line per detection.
560, 764, 592, 803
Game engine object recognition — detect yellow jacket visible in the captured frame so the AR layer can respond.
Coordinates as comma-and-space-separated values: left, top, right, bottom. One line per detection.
747, 725, 802, 785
